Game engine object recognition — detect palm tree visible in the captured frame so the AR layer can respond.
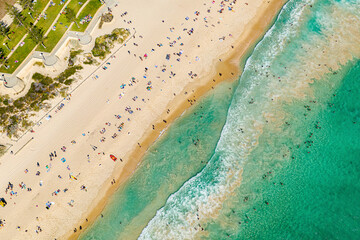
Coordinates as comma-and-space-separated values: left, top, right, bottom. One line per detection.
65, 8, 79, 29
6, 4, 26, 28
0, 21, 10, 40
19, 0, 34, 12
28, 26, 46, 49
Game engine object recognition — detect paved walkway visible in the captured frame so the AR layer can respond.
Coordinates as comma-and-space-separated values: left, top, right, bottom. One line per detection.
0, 0, 117, 88
2, 0, 54, 64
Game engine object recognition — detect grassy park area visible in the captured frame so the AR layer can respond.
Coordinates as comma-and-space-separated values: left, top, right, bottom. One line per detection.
37, 0, 84, 52
71, 0, 102, 32
0, 0, 64, 73
0, 0, 48, 56
0, 0, 103, 74
35, 0, 64, 34
0, 36, 37, 73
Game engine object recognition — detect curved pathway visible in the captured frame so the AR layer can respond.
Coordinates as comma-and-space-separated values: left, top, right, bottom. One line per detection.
0, 0, 117, 89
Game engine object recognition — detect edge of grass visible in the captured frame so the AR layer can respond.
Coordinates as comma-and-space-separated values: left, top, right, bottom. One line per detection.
71, 0, 103, 32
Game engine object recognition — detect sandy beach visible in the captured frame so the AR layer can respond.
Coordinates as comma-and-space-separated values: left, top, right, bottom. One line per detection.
0, 0, 286, 239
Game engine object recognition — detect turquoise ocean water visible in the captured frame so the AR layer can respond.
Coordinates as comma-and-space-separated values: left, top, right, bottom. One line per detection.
81, 0, 360, 239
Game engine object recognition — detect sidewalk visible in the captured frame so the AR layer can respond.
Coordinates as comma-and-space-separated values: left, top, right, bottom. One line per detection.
0, 0, 116, 89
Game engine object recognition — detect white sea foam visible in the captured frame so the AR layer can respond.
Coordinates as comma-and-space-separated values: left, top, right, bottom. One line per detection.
138, 0, 360, 239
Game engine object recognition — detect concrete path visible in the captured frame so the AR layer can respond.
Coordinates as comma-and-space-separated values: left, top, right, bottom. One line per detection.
3, 0, 54, 62
0, 0, 116, 88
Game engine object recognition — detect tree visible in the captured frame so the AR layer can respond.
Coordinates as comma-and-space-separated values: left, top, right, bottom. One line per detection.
65, 8, 79, 29
29, 26, 46, 49
0, 48, 6, 64
19, 0, 34, 12
6, 4, 26, 28
0, 21, 10, 40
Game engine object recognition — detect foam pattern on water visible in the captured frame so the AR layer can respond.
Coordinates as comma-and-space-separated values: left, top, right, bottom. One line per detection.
139, 0, 360, 239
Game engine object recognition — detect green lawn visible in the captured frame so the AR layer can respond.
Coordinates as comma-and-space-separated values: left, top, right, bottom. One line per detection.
35, 0, 63, 32
1, 0, 66, 73
0, 0, 103, 74
3, 27, 28, 52
67, 0, 84, 14
37, 12, 71, 52
71, 0, 103, 32
33, 0, 49, 13
37, 0, 83, 52
0, 36, 36, 73
0, 0, 49, 56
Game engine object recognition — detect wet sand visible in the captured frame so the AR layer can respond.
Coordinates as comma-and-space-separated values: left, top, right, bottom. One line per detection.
68, 1, 287, 239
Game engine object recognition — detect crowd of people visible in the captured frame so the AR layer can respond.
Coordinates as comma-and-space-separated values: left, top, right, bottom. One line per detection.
1, 0, 240, 237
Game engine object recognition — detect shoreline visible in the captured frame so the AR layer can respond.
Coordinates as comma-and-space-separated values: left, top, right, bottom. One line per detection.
69, 1, 287, 239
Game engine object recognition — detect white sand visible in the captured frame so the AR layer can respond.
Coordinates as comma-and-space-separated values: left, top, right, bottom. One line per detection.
0, 0, 286, 239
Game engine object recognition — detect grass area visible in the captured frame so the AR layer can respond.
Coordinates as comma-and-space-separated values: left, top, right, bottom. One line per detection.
37, 0, 83, 52
37, 12, 71, 52
33, 0, 50, 13
35, 0, 63, 33
0, 0, 49, 56
67, 0, 84, 14
3, 26, 28, 52
0, 0, 102, 74
71, 0, 103, 32
0, 0, 66, 73
0, 36, 37, 73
